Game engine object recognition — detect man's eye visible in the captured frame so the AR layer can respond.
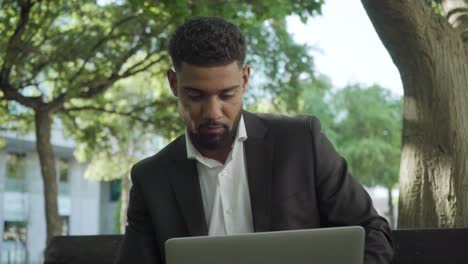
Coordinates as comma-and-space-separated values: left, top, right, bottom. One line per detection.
220, 93, 235, 100
187, 91, 202, 99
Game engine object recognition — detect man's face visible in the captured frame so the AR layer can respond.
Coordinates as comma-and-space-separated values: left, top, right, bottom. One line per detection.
167, 61, 250, 150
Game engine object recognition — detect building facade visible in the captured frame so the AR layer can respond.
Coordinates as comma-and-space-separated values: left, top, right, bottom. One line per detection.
0, 130, 120, 264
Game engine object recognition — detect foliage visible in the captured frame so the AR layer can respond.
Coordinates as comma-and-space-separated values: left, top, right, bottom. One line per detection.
0, 0, 324, 123
62, 69, 180, 163
427, 0, 444, 15
0, 0, 325, 177
0, 0, 325, 241
84, 152, 135, 181
242, 16, 316, 112
302, 82, 402, 189
300, 74, 337, 141
333, 84, 402, 188
6, 153, 26, 179
115, 194, 122, 233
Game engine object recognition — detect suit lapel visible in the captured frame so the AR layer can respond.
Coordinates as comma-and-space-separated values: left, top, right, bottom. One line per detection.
169, 137, 208, 236
168, 111, 274, 235
244, 111, 274, 232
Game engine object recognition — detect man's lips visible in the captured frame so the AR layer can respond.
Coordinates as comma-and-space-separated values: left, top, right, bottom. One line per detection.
200, 125, 225, 134
206, 126, 224, 134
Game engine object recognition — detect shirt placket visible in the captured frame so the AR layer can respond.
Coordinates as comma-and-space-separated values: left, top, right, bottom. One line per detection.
218, 156, 235, 234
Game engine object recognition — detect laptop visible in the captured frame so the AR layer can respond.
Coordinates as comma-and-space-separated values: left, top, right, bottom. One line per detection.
165, 226, 365, 264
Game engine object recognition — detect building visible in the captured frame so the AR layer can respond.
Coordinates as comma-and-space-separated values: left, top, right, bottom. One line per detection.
0, 130, 121, 264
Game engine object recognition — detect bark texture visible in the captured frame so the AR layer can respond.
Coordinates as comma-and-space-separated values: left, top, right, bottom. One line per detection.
35, 110, 62, 244
442, 0, 468, 51
387, 187, 395, 229
120, 174, 130, 234
361, 0, 468, 228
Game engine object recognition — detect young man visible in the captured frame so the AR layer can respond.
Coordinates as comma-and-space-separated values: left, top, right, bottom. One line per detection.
115, 16, 393, 264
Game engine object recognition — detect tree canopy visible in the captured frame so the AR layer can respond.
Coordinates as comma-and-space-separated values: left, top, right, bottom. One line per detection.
333, 84, 402, 189
301, 80, 402, 227
0, 0, 325, 243
301, 80, 402, 190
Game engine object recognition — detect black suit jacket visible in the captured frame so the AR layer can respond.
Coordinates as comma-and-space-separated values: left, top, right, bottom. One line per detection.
115, 111, 394, 264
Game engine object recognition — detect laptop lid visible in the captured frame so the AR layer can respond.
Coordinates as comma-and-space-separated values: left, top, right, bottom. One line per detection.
165, 226, 365, 264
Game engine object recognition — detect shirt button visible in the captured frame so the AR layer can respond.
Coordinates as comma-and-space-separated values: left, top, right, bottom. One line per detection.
222, 170, 227, 176
226, 208, 233, 215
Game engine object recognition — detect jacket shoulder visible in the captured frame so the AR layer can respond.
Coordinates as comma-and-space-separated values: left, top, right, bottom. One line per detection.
253, 112, 322, 135
131, 135, 184, 181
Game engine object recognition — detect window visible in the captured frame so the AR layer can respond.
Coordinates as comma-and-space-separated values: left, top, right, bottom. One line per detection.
57, 159, 70, 195
6, 153, 26, 180
5, 153, 26, 192
1, 221, 27, 263
109, 179, 121, 202
60, 216, 70, 236
57, 158, 69, 183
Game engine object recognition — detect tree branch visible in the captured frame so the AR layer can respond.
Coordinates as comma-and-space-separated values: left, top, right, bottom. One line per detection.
70, 43, 162, 100
111, 30, 154, 72
120, 54, 166, 78
61, 105, 154, 125
0, 0, 48, 109
47, 93, 67, 113
58, 110, 80, 131
19, 62, 48, 88
55, 26, 151, 105
77, 74, 120, 99
24, 0, 56, 45
1, 0, 36, 82
441, 0, 468, 50
69, 15, 139, 84
0, 81, 43, 109
48, 19, 168, 111
361, 0, 455, 72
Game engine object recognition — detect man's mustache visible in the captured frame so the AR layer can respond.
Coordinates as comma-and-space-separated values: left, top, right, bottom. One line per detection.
198, 120, 228, 129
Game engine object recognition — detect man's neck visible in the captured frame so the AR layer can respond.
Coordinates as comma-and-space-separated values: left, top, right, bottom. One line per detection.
197, 141, 233, 164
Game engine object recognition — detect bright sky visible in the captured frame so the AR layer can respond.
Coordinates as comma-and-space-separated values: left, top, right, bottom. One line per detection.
287, 0, 403, 96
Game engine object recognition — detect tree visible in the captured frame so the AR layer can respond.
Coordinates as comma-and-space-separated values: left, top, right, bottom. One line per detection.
332, 84, 402, 228
301, 80, 402, 227
1, 0, 179, 244
83, 149, 138, 234
361, 0, 468, 227
301, 74, 338, 141
0, 0, 324, 244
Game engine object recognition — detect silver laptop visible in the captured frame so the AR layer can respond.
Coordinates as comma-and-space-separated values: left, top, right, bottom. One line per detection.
165, 226, 365, 264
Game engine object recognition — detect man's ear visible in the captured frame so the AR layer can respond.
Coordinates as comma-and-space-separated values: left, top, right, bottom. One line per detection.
241, 64, 250, 93
167, 69, 178, 96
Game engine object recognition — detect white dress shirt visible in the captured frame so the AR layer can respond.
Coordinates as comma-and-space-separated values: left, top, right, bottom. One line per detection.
185, 115, 254, 236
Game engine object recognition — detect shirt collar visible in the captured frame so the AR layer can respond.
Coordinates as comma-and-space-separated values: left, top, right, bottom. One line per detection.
185, 115, 247, 167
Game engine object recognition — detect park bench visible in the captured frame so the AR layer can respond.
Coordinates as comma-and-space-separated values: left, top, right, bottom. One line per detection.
44, 228, 468, 264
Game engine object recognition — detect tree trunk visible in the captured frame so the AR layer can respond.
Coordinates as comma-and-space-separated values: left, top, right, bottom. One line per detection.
119, 174, 130, 234
387, 186, 395, 229
361, 0, 468, 228
441, 0, 468, 51
35, 110, 61, 244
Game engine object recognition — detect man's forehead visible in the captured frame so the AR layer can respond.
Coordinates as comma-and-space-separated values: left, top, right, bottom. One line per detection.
177, 62, 242, 88
182, 84, 240, 93
177, 62, 242, 75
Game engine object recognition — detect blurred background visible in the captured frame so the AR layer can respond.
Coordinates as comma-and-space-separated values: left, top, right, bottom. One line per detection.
0, 0, 404, 263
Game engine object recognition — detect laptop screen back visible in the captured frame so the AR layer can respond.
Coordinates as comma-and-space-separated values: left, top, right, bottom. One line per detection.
165, 226, 365, 264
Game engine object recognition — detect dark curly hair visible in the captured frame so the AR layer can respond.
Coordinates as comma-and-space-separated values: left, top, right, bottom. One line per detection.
169, 16, 247, 71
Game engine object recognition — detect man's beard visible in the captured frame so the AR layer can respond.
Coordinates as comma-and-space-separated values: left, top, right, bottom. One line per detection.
189, 112, 242, 150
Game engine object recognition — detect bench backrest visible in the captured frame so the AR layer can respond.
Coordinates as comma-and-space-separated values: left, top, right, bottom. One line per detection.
44, 229, 468, 264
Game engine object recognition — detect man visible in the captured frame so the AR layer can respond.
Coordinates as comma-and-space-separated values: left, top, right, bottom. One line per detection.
115, 16, 393, 264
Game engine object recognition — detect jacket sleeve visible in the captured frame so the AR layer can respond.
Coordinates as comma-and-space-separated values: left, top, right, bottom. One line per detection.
309, 116, 394, 264
114, 166, 162, 264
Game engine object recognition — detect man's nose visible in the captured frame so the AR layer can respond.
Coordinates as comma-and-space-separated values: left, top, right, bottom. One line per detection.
203, 96, 223, 121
